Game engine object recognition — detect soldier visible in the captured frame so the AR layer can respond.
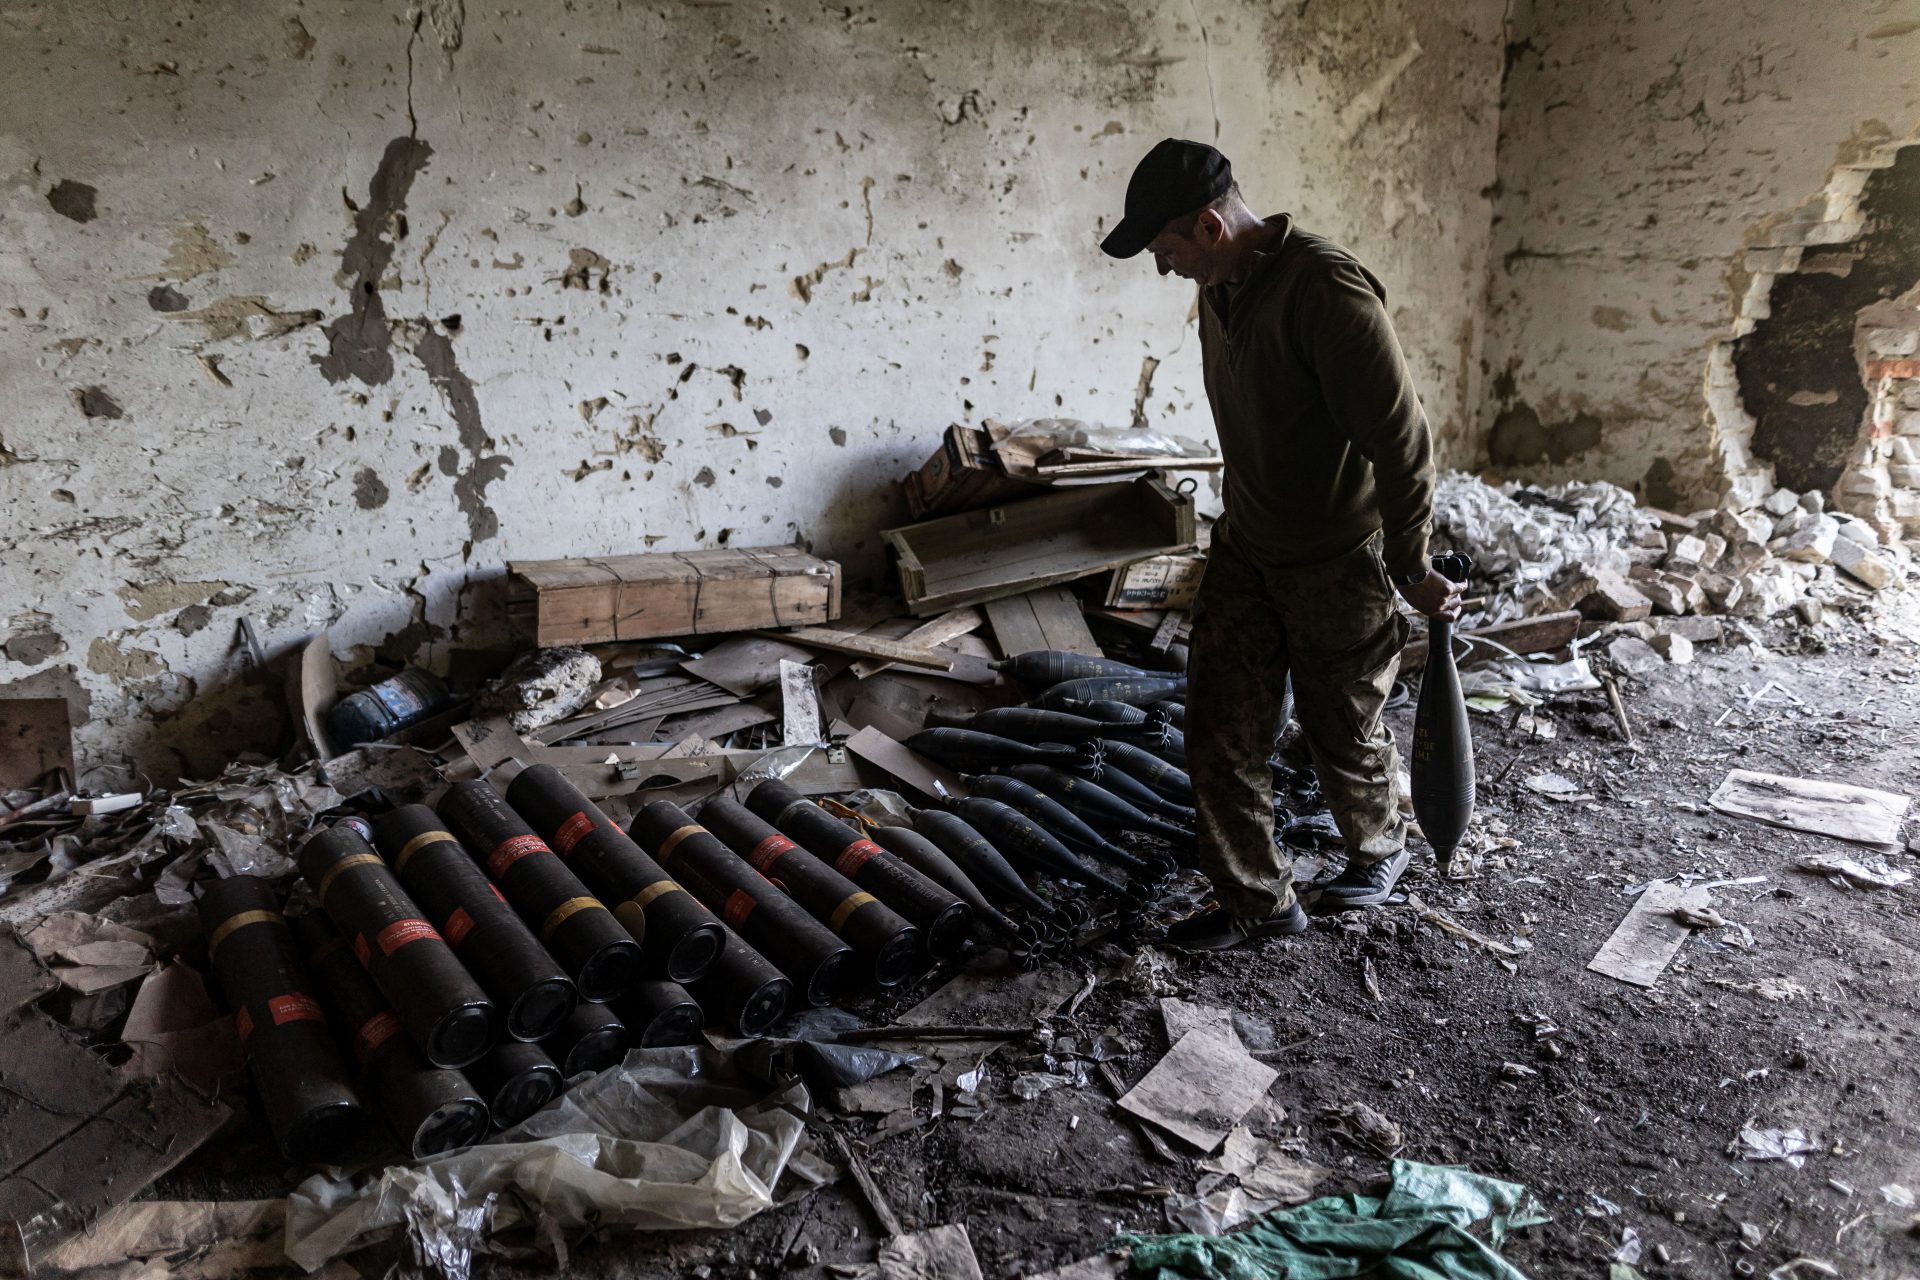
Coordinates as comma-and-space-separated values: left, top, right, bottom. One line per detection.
1100, 139, 1462, 949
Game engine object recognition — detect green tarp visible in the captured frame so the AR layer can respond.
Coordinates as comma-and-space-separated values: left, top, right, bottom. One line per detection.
1118, 1159, 1551, 1280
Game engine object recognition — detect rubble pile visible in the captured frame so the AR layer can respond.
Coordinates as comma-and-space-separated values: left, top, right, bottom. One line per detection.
1435, 472, 1911, 664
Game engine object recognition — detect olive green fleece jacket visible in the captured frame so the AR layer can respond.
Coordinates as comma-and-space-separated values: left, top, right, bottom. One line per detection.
1198, 214, 1436, 580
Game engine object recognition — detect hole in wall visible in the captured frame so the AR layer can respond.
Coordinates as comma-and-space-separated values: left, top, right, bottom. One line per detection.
1733, 145, 1919, 509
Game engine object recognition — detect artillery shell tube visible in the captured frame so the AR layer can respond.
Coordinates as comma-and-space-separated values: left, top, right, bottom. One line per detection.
503, 764, 724, 984
615, 977, 705, 1046
296, 827, 495, 1069
631, 801, 855, 1007
1034, 675, 1188, 711
1058, 698, 1150, 725
963, 707, 1123, 744
686, 925, 791, 1038
1002, 763, 1196, 845
903, 728, 1084, 770
1073, 757, 1200, 829
543, 1000, 629, 1077
869, 824, 1027, 944
437, 780, 642, 1002
198, 875, 367, 1164
1410, 551, 1478, 863
745, 779, 972, 959
951, 796, 1131, 898
698, 797, 921, 988
372, 805, 576, 1042
1093, 739, 1197, 802
911, 809, 1056, 918
467, 1040, 565, 1130
992, 651, 1147, 685
290, 911, 488, 1159
965, 774, 1157, 879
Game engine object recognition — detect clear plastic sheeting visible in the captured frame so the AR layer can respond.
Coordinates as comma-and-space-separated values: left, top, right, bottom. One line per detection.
993, 419, 1214, 460
283, 1047, 819, 1277
1432, 472, 1654, 624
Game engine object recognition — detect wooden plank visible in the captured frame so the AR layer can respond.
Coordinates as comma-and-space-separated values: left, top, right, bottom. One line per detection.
1027, 586, 1100, 655
843, 726, 967, 802
779, 660, 823, 745
1034, 456, 1224, 477
773, 629, 955, 671
982, 594, 1049, 658
1588, 881, 1709, 987
1708, 769, 1910, 848
850, 608, 984, 679
509, 546, 839, 644
1149, 610, 1185, 653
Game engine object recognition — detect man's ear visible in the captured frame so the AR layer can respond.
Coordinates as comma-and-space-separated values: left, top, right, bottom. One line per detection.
1196, 207, 1226, 245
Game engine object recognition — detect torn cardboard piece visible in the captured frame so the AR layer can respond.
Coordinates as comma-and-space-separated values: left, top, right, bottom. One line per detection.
1588, 881, 1710, 987
1117, 1023, 1279, 1152
1708, 769, 1909, 849
20, 910, 156, 994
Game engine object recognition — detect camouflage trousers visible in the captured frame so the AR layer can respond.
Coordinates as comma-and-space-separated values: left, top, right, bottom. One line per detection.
1187, 526, 1410, 919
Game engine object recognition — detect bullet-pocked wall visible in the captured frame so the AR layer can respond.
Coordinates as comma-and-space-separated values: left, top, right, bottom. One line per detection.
0, 0, 1505, 779
1481, 0, 1920, 508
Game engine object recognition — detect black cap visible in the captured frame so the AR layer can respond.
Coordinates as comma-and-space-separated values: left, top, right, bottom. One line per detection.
1100, 138, 1234, 259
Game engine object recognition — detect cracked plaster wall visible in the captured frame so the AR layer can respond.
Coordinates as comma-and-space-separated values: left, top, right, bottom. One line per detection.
1482, 0, 1920, 509
0, 0, 1503, 780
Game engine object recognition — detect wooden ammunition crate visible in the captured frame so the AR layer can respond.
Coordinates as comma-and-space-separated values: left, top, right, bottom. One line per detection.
1104, 551, 1207, 610
904, 422, 1038, 518
882, 477, 1197, 616
508, 545, 841, 645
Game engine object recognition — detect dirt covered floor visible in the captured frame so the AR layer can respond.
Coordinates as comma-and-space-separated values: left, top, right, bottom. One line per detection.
154, 603, 1920, 1280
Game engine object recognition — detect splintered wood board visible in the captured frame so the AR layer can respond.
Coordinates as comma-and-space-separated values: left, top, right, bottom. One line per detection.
779, 659, 822, 745
850, 608, 983, 679
883, 477, 1197, 616
1587, 881, 1710, 987
984, 587, 1099, 657
843, 725, 967, 802
1708, 769, 1910, 848
774, 628, 955, 670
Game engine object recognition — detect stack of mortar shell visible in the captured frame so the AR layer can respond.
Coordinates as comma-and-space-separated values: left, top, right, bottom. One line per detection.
370, 805, 577, 1042
698, 797, 921, 987
743, 779, 972, 959
684, 921, 791, 1038
543, 1001, 630, 1078
612, 977, 705, 1047
199, 875, 367, 1164
630, 800, 854, 1007
297, 825, 495, 1068
290, 911, 490, 1158
466, 1040, 564, 1130
436, 780, 643, 1003
503, 764, 725, 984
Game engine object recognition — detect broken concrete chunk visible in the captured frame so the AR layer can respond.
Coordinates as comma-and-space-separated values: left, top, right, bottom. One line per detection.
1762, 487, 1802, 517
1776, 514, 1838, 564
1654, 615, 1724, 645
1578, 570, 1653, 623
1834, 515, 1879, 547
1606, 635, 1665, 677
1658, 571, 1706, 614
1770, 506, 1810, 541
1648, 632, 1694, 664
475, 646, 604, 733
1830, 534, 1894, 590
1628, 568, 1687, 616
1696, 532, 1727, 570
1797, 489, 1826, 514
1663, 534, 1710, 570
1699, 573, 1745, 613
1737, 565, 1803, 617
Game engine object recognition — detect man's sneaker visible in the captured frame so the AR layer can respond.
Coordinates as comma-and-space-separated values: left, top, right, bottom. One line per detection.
1314, 848, 1412, 910
1162, 900, 1310, 951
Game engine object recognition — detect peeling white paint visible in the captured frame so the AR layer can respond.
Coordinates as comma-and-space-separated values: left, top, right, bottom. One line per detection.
0, 0, 1503, 777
